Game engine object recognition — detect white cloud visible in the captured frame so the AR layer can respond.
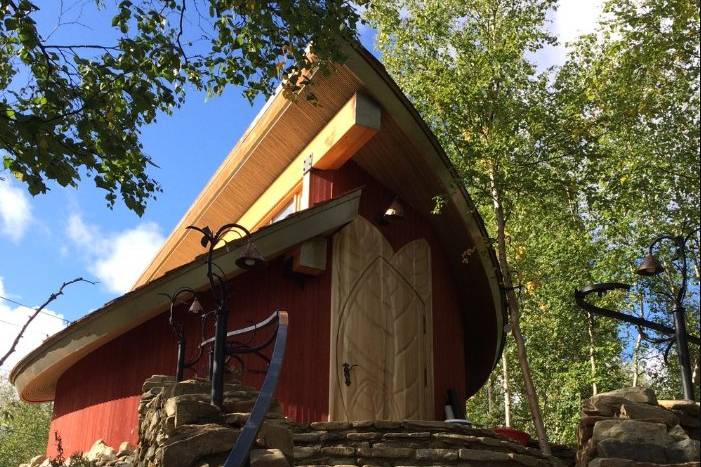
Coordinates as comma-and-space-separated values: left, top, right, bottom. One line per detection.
67, 212, 98, 246
66, 213, 165, 294
534, 0, 604, 69
0, 277, 67, 374
93, 223, 164, 293
554, 0, 604, 46
0, 177, 32, 242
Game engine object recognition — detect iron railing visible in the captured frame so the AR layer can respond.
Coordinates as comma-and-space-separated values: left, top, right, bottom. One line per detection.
218, 310, 289, 467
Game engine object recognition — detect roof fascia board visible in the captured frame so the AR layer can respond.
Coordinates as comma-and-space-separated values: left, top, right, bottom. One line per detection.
133, 87, 295, 289
11, 189, 362, 402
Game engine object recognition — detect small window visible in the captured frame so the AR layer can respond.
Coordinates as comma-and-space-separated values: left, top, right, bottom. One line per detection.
270, 197, 296, 223
255, 184, 303, 230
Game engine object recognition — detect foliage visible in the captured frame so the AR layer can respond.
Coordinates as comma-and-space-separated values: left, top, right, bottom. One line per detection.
550, 0, 700, 401
0, 376, 52, 467
369, 0, 700, 445
0, 0, 362, 214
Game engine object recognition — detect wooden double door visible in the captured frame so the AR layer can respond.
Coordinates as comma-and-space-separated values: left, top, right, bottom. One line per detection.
329, 217, 434, 421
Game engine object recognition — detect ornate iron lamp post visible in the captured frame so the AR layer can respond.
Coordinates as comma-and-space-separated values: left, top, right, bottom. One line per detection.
161, 288, 211, 382
158, 222, 293, 467
183, 222, 265, 408
575, 229, 700, 401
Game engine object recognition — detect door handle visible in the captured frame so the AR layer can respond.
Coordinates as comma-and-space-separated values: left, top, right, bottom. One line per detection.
342, 362, 358, 386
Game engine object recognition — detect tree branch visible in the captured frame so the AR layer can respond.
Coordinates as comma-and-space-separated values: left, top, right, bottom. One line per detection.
0, 277, 96, 369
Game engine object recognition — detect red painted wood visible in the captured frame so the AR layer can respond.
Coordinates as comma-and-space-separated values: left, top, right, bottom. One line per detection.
49, 312, 176, 456
47, 161, 466, 455
49, 255, 332, 456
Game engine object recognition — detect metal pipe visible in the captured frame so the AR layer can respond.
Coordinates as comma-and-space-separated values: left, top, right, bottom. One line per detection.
674, 304, 694, 399
212, 294, 228, 408
176, 340, 185, 382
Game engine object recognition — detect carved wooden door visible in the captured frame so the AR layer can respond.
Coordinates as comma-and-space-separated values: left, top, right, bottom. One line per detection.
329, 217, 433, 420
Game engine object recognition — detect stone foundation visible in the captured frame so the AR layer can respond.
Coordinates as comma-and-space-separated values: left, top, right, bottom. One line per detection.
22, 375, 581, 467
288, 419, 568, 466
577, 387, 700, 467
135, 375, 577, 466
135, 375, 292, 467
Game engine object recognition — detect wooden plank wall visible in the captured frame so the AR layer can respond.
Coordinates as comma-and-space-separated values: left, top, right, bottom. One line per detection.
49, 255, 333, 456
47, 161, 466, 456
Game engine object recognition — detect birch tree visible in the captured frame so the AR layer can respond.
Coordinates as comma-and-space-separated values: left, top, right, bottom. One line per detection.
366, 0, 558, 453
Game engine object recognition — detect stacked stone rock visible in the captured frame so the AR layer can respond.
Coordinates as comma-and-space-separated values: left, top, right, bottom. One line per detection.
135, 375, 293, 467
19, 440, 136, 467
289, 420, 566, 466
577, 387, 700, 467
21, 374, 581, 467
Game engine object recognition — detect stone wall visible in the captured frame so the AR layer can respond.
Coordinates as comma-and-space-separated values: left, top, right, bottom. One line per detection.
577, 387, 700, 467
288, 420, 569, 466
133, 375, 570, 467
22, 374, 579, 467
135, 375, 292, 467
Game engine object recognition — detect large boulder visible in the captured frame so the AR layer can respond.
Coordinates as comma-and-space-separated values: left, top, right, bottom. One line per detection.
161, 424, 239, 466
584, 388, 657, 418
666, 438, 701, 463
619, 401, 680, 427
589, 458, 701, 467
256, 421, 294, 459
250, 449, 290, 467
85, 439, 116, 463
164, 394, 221, 428
592, 419, 671, 447
599, 387, 658, 405
657, 400, 700, 417
596, 439, 667, 463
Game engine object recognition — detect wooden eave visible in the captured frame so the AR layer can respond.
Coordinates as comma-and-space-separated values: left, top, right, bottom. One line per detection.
134, 67, 365, 287
10, 190, 361, 402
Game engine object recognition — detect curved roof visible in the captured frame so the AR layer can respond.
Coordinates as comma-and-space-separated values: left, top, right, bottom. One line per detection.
11, 43, 506, 401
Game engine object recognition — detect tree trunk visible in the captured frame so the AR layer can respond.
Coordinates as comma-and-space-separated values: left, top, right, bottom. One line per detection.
502, 353, 512, 427
632, 332, 642, 387
587, 312, 598, 395
490, 167, 551, 455
632, 294, 645, 387
487, 372, 495, 416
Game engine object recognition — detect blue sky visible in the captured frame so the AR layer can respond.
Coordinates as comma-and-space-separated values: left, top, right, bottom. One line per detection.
0, 1, 604, 371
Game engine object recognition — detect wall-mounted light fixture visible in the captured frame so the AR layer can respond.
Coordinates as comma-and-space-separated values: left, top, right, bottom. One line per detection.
380, 196, 405, 224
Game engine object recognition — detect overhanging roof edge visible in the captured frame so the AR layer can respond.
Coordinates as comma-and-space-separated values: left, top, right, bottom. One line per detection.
10, 189, 362, 402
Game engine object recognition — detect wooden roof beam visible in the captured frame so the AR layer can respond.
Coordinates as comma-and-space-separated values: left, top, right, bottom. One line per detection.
235, 93, 380, 232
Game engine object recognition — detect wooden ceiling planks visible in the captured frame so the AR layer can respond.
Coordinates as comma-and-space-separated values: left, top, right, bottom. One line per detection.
135, 66, 362, 286
353, 112, 447, 222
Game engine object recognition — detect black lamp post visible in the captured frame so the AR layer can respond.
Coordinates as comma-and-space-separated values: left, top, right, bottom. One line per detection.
634, 231, 698, 400
575, 228, 700, 401
185, 222, 265, 408
162, 288, 210, 382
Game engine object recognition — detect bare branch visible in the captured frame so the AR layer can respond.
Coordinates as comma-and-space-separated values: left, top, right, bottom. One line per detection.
44, 44, 120, 51
176, 0, 188, 65
0, 277, 96, 368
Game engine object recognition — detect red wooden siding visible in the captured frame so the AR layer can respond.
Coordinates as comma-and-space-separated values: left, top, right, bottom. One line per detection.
48, 161, 466, 455
49, 256, 332, 456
